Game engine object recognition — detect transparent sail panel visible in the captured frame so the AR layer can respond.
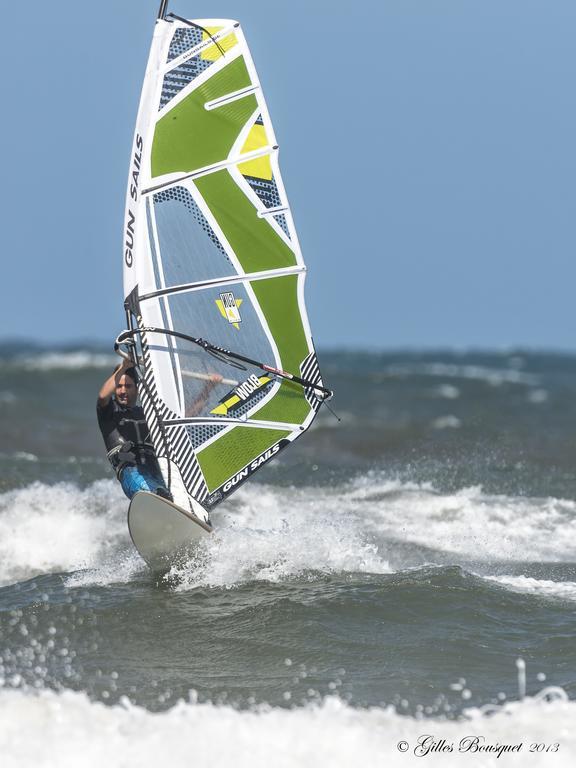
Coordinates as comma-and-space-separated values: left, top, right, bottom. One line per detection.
167, 286, 274, 361
152, 185, 235, 286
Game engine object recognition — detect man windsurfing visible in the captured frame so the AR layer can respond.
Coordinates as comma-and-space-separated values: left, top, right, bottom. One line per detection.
97, 356, 222, 500
97, 357, 172, 500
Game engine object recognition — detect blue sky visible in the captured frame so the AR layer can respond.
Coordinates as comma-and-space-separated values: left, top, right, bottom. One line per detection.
0, 0, 574, 350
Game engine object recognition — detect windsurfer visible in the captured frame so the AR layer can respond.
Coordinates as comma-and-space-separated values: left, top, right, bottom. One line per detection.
97, 358, 223, 500
97, 357, 172, 500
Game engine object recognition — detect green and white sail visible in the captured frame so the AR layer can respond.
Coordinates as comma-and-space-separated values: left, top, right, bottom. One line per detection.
121, 12, 329, 521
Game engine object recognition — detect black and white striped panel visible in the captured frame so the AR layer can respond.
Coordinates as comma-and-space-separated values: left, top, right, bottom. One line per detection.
138, 326, 209, 503
165, 424, 209, 502
138, 336, 166, 453
300, 351, 323, 412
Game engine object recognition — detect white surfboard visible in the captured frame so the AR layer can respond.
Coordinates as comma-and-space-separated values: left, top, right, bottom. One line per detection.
128, 491, 212, 573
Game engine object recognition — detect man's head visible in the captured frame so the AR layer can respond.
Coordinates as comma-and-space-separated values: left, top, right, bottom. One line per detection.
115, 366, 138, 408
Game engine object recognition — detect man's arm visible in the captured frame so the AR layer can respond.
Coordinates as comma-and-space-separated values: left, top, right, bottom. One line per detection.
97, 358, 133, 408
187, 374, 223, 416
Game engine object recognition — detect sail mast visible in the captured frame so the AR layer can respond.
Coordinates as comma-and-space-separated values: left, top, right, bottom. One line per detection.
157, 0, 169, 20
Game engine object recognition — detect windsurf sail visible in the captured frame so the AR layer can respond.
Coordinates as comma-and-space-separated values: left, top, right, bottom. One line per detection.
120, 4, 331, 522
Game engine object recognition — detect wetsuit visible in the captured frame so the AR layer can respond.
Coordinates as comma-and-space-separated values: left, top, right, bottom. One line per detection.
97, 398, 171, 500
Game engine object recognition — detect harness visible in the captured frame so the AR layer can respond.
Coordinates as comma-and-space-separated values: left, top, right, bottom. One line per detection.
98, 399, 160, 479
106, 440, 158, 478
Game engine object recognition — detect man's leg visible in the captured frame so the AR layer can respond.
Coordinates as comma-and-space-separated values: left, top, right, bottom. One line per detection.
137, 467, 173, 501
119, 466, 154, 499
119, 466, 173, 501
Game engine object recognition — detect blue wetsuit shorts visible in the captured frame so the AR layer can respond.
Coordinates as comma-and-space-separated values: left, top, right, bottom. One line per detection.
119, 465, 171, 500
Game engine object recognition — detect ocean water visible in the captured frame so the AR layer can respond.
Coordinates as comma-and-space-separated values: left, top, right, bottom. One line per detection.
1, 344, 576, 766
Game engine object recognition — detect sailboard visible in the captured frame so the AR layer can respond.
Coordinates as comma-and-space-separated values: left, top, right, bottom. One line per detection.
118, 1, 332, 551
128, 491, 211, 572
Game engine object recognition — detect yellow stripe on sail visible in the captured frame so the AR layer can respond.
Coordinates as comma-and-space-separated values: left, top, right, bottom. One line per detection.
201, 28, 238, 61
238, 124, 272, 180
211, 376, 272, 415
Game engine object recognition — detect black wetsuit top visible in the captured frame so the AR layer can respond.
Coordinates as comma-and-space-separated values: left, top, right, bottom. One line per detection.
96, 398, 161, 477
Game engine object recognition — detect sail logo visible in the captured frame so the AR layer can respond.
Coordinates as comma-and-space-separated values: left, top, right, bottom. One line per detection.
124, 210, 136, 268
129, 134, 143, 202
235, 374, 262, 401
222, 443, 281, 493
211, 375, 271, 415
125, 133, 143, 268
216, 292, 242, 328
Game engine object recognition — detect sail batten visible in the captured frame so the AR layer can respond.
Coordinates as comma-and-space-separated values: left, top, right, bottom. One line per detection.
122, 17, 328, 516
161, 418, 303, 431
204, 85, 260, 110
142, 145, 277, 195
139, 266, 306, 301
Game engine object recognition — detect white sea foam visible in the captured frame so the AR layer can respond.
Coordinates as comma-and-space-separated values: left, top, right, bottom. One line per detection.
385, 362, 539, 388
13, 452, 38, 462
431, 415, 461, 429
0, 478, 390, 589
168, 484, 391, 589
0, 481, 130, 586
434, 384, 461, 399
0, 687, 574, 768
64, 549, 145, 589
3, 474, 576, 588
527, 388, 549, 404
2, 476, 575, 589
17, 351, 115, 370
483, 575, 576, 602
347, 474, 576, 564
